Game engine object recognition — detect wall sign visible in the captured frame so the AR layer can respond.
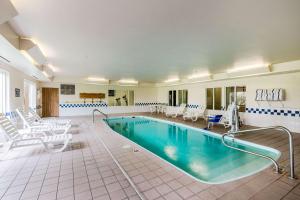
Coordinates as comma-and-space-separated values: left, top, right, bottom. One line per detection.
15, 88, 20, 97
60, 84, 75, 95
255, 88, 284, 101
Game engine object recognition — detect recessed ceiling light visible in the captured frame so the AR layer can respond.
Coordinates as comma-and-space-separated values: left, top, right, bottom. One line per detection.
227, 63, 270, 73
187, 72, 210, 79
118, 79, 138, 84
164, 78, 179, 83
87, 77, 109, 82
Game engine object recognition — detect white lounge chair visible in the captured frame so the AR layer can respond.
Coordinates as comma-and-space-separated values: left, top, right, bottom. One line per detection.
183, 106, 206, 122
28, 108, 71, 126
16, 108, 71, 135
149, 105, 157, 114
165, 106, 176, 117
157, 104, 167, 114
0, 114, 72, 153
166, 104, 186, 118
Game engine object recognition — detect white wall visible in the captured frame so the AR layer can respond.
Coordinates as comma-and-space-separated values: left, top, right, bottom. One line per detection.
0, 61, 37, 113
39, 82, 158, 116
37, 71, 300, 132
156, 72, 300, 132
40, 82, 158, 103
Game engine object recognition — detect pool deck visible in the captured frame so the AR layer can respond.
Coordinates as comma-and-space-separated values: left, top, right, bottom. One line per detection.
0, 113, 299, 200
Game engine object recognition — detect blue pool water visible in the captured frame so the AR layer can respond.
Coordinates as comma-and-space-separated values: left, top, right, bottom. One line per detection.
105, 116, 280, 184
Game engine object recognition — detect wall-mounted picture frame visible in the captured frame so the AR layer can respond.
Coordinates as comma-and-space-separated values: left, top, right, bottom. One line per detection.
60, 84, 75, 95
15, 88, 20, 97
108, 90, 115, 97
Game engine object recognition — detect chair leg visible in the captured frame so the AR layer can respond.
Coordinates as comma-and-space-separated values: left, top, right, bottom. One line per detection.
192, 116, 198, 122
45, 138, 72, 153
207, 122, 212, 129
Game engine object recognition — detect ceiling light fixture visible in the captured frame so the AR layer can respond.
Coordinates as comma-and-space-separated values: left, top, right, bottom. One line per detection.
47, 64, 59, 72
187, 72, 211, 79
42, 70, 50, 78
20, 50, 38, 65
164, 78, 179, 83
87, 77, 109, 82
227, 63, 270, 73
118, 79, 138, 84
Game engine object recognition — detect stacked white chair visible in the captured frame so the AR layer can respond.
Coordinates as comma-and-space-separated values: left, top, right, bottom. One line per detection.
28, 107, 71, 126
183, 106, 206, 122
165, 104, 186, 118
16, 108, 71, 135
0, 114, 72, 153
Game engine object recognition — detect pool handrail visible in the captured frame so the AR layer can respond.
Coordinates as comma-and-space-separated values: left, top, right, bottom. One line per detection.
92, 109, 108, 123
222, 126, 295, 179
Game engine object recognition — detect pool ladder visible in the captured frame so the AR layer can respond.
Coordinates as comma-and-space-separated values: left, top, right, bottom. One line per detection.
221, 126, 296, 179
92, 109, 108, 123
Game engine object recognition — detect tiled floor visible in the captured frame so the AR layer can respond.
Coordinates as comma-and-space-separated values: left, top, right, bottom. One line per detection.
0, 113, 299, 200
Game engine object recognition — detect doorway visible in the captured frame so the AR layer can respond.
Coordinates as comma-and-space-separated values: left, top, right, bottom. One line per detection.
42, 88, 59, 117
24, 80, 37, 111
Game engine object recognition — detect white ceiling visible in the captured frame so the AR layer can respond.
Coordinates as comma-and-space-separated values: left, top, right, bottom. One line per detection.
9, 0, 300, 82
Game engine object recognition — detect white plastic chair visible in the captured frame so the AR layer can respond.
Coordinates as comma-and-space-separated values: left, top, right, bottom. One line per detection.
149, 105, 157, 114
16, 108, 71, 135
183, 106, 206, 122
165, 106, 176, 117
0, 114, 72, 153
28, 107, 71, 126
166, 104, 186, 118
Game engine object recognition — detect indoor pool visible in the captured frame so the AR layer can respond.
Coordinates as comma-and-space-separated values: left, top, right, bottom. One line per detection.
105, 116, 281, 184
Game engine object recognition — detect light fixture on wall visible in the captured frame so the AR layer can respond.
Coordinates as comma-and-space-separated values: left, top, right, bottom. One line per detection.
20, 50, 38, 65
42, 70, 50, 78
47, 64, 59, 72
20, 38, 47, 66
227, 63, 270, 73
187, 72, 211, 80
87, 77, 109, 83
227, 63, 270, 77
164, 78, 179, 83
118, 79, 138, 84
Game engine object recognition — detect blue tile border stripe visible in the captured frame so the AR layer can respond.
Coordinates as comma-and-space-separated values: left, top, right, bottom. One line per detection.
134, 103, 201, 108
59, 103, 108, 108
246, 107, 300, 117
135, 102, 168, 106
59, 102, 203, 109
187, 104, 200, 108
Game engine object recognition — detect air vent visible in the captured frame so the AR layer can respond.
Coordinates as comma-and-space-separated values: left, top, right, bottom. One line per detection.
0, 55, 10, 63
32, 75, 38, 79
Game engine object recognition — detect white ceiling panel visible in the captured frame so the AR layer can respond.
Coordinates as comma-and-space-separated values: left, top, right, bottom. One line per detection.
9, 0, 300, 82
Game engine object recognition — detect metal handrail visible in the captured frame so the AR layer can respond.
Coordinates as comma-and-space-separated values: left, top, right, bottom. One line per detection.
93, 109, 108, 123
221, 126, 295, 179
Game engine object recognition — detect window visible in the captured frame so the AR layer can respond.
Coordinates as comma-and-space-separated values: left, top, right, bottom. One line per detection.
206, 88, 213, 109
168, 90, 176, 106
24, 80, 37, 110
214, 88, 222, 110
226, 86, 246, 112
108, 90, 134, 106
206, 87, 222, 110
178, 90, 188, 105
0, 69, 9, 114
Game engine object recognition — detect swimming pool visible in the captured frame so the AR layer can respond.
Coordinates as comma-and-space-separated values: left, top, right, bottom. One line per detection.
105, 116, 281, 184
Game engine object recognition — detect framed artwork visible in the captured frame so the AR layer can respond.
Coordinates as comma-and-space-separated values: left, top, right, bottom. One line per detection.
15, 88, 21, 97
108, 90, 115, 97
60, 84, 75, 95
